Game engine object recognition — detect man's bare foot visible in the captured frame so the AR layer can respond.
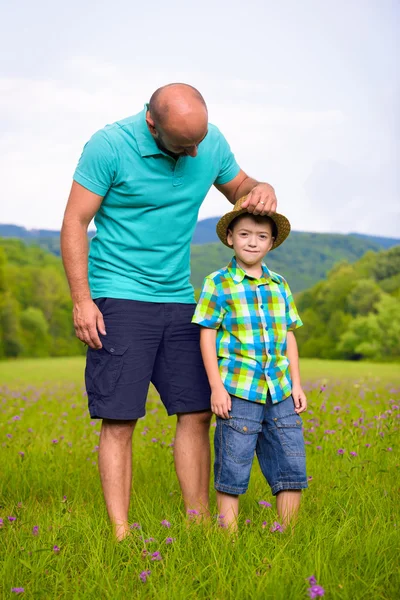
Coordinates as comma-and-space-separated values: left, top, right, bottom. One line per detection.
114, 522, 131, 542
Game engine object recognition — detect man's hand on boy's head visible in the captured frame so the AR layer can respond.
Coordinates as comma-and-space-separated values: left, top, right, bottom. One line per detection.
211, 387, 232, 420
241, 183, 277, 216
292, 384, 307, 414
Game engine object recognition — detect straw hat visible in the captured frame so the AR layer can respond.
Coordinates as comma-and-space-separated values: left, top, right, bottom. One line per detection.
216, 196, 291, 250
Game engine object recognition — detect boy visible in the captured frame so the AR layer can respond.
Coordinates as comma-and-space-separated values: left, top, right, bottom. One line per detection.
192, 196, 308, 529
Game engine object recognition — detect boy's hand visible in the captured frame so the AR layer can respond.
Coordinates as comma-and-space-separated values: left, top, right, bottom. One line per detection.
292, 384, 307, 414
211, 387, 232, 419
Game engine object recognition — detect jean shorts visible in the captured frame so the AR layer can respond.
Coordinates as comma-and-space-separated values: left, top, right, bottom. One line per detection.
85, 298, 211, 420
214, 394, 308, 496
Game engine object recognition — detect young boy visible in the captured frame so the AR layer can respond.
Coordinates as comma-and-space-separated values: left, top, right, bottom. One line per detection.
192, 196, 308, 529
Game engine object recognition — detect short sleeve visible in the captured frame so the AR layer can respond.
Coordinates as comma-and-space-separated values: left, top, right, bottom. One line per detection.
192, 278, 225, 329
214, 131, 240, 185
73, 129, 117, 197
283, 280, 303, 331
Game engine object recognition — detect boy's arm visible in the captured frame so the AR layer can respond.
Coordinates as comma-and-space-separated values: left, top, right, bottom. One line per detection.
200, 328, 231, 419
286, 331, 307, 414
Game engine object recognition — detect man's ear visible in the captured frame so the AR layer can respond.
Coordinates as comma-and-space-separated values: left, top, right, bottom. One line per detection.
146, 113, 157, 136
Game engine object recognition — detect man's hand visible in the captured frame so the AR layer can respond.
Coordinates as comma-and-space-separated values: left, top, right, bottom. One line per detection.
211, 386, 232, 419
241, 183, 277, 215
73, 299, 106, 349
292, 384, 307, 414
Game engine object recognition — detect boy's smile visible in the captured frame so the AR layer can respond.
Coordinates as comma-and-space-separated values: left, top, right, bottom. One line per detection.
227, 215, 274, 276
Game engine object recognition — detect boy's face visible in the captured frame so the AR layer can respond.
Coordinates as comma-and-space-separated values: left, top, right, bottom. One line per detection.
227, 216, 275, 268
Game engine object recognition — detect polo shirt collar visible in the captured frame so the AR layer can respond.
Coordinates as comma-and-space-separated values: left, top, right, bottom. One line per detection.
133, 105, 164, 157
227, 256, 280, 285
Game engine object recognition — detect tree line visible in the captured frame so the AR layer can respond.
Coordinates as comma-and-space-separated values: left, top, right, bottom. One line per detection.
0, 237, 399, 361
294, 246, 400, 361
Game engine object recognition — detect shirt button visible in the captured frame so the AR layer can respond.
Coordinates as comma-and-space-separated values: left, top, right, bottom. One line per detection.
260, 305, 264, 309
265, 327, 268, 331
110, 348, 115, 353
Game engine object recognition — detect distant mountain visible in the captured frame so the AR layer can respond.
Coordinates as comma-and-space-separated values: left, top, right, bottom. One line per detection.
1, 222, 399, 294
191, 233, 400, 293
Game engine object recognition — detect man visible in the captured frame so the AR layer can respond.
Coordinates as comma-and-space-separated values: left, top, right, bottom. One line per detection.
61, 83, 277, 541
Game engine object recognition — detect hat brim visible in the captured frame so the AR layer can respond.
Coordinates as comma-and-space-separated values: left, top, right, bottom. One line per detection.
216, 197, 291, 250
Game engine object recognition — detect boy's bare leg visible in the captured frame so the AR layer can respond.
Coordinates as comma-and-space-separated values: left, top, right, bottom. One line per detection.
174, 411, 212, 519
217, 491, 239, 530
98, 419, 137, 541
276, 490, 301, 527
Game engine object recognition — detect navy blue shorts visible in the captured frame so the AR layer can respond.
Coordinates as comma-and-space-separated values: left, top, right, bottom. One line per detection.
85, 298, 211, 420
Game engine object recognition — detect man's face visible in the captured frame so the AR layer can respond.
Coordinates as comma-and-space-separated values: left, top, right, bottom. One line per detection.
227, 216, 275, 268
146, 110, 208, 158
153, 125, 208, 158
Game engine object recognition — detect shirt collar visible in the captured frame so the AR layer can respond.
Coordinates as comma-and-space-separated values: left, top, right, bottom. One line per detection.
133, 105, 165, 158
227, 256, 280, 285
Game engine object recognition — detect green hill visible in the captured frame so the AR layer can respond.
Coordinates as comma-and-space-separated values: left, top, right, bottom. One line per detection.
0, 239, 84, 359
294, 245, 400, 361
191, 232, 394, 293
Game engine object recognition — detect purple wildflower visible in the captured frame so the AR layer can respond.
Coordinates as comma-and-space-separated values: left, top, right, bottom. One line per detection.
337, 448, 345, 455
151, 438, 158, 443
53, 545, 60, 554
307, 575, 317, 585
52, 439, 58, 444
130, 522, 141, 529
161, 519, 171, 528
365, 444, 371, 448
18, 452, 25, 457
6, 434, 12, 439
0, 518, 3, 528
308, 476, 313, 481
165, 537, 175, 544
139, 570, 151, 583
12, 415, 21, 421
245, 519, 251, 524
8, 516, 16, 522
144, 537, 155, 543
308, 584, 325, 598
151, 551, 162, 561
350, 451, 357, 457
270, 521, 284, 533
32, 526, 39, 536
11, 589, 25, 594
316, 446, 322, 451
258, 500, 272, 508
387, 447, 393, 451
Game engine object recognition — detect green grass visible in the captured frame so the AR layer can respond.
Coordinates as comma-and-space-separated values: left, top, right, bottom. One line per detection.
0, 359, 399, 599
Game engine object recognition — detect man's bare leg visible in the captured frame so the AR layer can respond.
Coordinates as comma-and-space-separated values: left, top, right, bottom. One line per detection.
174, 411, 212, 519
98, 419, 137, 541
276, 490, 302, 528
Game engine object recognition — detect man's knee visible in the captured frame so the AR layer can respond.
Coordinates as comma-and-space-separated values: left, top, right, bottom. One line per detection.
177, 410, 212, 430
101, 419, 137, 441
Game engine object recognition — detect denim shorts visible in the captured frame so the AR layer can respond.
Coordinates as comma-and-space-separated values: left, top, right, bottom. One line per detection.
85, 298, 211, 420
214, 394, 308, 496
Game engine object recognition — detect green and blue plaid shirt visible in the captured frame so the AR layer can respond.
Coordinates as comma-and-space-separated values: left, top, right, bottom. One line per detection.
192, 257, 303, 404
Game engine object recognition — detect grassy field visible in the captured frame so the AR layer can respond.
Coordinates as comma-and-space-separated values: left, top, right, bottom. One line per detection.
0, 358, 399, 599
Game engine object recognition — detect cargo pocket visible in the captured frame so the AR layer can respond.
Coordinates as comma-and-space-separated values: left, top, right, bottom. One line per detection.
85, 338, 129, 397
274, 413, 305, 457
224, 418, 261, 464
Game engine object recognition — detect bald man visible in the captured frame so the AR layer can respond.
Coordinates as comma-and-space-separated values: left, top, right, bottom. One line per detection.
61, 83, 277, 540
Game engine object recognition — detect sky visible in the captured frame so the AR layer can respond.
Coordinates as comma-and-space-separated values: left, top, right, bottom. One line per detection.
1, 0, 399, 236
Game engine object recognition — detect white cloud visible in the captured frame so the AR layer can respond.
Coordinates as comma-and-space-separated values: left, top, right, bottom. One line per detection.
0, 57, 398, 237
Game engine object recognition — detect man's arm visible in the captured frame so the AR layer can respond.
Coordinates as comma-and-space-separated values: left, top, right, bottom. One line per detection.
215, 169, 277, 215
286, 331, 307, 414
60, 181, 105, 349
199, 328, 231, 419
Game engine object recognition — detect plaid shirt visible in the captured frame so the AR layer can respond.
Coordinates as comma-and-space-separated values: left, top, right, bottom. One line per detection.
192, 257, 303, 404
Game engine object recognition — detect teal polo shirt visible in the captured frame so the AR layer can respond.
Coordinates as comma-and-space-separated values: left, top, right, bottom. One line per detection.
73, 107, 240, 303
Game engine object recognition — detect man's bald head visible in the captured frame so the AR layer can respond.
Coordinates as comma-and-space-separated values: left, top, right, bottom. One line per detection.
146, 83, 208, 158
